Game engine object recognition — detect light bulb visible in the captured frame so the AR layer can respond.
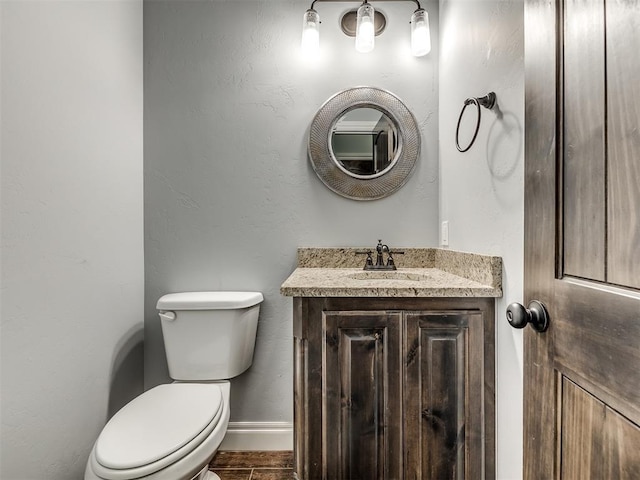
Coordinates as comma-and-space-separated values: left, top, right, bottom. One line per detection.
356, 2, 375, 53
411, 9, 431, 57
301, 8, 320, 56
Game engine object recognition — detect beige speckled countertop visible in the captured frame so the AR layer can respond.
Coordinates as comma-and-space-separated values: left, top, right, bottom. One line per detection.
280, 248, 502, 298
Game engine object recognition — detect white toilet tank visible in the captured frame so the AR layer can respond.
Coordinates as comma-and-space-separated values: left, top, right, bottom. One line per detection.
156, 291, 263, 381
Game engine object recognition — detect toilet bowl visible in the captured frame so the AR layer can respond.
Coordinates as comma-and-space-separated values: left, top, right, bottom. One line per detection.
85, 382, 229, 480
85, 292, 263, 480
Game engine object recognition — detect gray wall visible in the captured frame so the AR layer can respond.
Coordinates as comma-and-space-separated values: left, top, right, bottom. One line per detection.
0, 1, 144, 478
144, 0, 440, 423
0, 1, 525, 477
439, 1, 525, 478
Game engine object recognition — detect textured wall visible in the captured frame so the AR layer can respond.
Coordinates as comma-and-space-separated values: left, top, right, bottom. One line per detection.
439, 1, 525, 478
0, 1, 144, 478
144, 0, 440, 423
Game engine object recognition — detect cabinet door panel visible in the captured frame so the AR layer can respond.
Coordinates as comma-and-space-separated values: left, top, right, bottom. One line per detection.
323, 311, 403, 480
404, 312, 486, 480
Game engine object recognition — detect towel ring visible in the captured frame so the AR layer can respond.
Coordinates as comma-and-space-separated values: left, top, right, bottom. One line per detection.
455, 92, 496, 153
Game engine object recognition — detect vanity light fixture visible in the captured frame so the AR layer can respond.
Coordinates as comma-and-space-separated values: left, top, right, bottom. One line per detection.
301, 7, 321, 55
301, 0, 431, 57
355, 1, 375, 53
410, 8, 430, 56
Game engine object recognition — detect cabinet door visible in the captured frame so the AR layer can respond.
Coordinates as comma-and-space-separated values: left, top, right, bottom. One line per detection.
403, 311, 487, 480
323, 310, 403, 480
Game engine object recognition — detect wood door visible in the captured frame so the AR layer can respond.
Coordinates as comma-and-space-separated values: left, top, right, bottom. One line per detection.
322, 310, 403, 480
524, 0, 640, 478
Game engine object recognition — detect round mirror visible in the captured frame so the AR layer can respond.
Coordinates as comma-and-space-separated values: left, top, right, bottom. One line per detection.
308, 87, 420, 200
330, 107, 398, 179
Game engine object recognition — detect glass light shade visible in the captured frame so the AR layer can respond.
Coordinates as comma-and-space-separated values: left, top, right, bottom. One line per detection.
355, 3, 375, 53
301, 9, 320, 55
411, 9, 431, 57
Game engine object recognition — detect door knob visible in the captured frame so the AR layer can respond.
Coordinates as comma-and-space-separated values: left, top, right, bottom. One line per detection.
506, 300, 549, 333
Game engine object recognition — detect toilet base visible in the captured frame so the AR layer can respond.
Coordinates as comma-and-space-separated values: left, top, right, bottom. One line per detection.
193, 465, 220, 480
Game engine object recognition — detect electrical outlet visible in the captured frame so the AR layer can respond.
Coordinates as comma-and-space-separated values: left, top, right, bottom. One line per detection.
441, 221, 449, 247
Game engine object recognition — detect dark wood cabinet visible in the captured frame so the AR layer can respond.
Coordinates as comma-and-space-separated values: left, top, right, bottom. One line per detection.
293, 297, 495, 480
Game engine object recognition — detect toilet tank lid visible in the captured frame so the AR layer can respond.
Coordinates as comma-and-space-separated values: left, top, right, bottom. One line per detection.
157, 291, 264, 310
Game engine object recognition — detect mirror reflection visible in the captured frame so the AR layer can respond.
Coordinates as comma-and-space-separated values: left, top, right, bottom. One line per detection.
331, 107, 398, 177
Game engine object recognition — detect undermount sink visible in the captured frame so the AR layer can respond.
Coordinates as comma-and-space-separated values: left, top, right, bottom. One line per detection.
347, 271, 432, 281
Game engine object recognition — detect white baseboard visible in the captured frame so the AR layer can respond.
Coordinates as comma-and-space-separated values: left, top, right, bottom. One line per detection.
219, 422, 293, 451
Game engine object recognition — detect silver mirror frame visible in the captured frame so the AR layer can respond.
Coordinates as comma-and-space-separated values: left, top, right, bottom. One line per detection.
308, 87, 420, 200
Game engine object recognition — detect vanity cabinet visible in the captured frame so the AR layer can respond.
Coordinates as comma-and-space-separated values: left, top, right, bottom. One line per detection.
293, 296, 495, 480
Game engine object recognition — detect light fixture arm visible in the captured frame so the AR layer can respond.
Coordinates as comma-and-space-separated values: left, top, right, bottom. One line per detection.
309, 0, 422, 10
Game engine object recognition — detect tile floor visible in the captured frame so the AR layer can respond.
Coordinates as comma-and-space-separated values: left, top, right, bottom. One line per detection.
209, 451, 294, 480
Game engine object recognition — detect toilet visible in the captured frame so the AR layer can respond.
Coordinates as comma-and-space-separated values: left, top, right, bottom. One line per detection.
85, 291, 264, 480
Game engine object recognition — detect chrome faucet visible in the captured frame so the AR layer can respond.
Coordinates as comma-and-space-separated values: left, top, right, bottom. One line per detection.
357, 240, 404, 270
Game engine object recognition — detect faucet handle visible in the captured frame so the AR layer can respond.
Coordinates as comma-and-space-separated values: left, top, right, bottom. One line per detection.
365, 252, 374, 267
386, 250, 405, 270
386, 255, 397, 269
355, 250, 374, 268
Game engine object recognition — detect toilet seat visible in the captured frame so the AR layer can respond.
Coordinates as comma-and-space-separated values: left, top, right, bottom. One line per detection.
90, 383, 224, 480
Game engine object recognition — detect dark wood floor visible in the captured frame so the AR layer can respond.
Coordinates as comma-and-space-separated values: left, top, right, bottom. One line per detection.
209, 451, 293, 480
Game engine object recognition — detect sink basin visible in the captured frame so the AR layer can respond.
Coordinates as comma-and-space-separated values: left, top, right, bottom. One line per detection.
347, 271, 431, 281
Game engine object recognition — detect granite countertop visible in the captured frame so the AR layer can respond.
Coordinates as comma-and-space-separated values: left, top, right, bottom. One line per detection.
280, 248, 502, 298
